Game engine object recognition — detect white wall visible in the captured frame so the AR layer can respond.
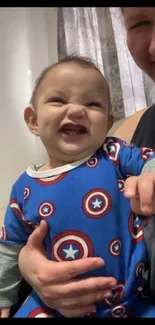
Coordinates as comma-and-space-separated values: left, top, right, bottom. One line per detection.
0, 7, 58, 206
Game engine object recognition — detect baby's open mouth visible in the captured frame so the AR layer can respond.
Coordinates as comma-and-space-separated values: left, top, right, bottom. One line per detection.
59, 123, 87, 135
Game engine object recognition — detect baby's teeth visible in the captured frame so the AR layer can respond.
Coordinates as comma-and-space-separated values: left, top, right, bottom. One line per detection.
68, 130, 80, 135
69, 131, 77, 135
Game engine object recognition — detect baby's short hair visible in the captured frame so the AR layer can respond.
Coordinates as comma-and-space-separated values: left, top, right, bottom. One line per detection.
30, 54, 112, 112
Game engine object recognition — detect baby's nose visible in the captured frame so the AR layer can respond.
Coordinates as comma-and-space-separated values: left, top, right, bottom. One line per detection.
67, 103, 86, 118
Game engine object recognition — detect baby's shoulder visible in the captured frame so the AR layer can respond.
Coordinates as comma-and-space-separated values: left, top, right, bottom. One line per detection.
13, 171, 30, 189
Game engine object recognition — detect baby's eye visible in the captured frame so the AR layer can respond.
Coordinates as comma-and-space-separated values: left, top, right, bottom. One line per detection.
87, 102, 101, 108
47, 97, 66, 104
130, 21, 151, 30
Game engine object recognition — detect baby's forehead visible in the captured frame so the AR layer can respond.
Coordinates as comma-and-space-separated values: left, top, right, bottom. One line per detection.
40, 63, 108, 96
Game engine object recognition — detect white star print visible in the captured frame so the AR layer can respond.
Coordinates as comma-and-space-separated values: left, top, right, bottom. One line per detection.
134, 216, 140, 228
43, 206, 49, 213
109, 145, 115, 153
112, 291, 119, 300
114, 244, 119, 252
138, 265, 144, 275
143, 269, 149, 282
92, 198, 102, 209
63, 244, 79, 259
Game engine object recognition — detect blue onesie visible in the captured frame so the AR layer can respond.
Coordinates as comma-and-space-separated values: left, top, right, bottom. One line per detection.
1, 136, 155, 318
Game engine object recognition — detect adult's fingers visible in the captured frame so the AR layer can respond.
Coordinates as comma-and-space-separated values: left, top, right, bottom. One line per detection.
59, 304, 96, 318
124, 176, 138, 198
27, 220, 49, 247
52, 276, 116, 296
41, 276, 116, 309
56, 288, 112, 309
137, 174, 154, 215
0, 308, 10, 318
43, 257, 105, 283
18, 221, 49, 277
130, 197, 141, 215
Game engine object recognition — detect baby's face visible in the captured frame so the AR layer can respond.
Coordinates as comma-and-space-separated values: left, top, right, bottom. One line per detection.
33, 63, 113, 164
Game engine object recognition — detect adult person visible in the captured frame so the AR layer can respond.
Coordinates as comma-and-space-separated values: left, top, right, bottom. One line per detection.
114, 7, 155, 148
114, 6, 155, 307
11, 7, 155, 318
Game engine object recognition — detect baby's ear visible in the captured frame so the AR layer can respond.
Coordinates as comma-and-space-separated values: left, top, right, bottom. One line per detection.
24, 106, 39, 136
107, 113, 114, 132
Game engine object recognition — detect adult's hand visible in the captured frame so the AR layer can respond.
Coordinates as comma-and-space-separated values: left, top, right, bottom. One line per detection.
19, 221, 117, 317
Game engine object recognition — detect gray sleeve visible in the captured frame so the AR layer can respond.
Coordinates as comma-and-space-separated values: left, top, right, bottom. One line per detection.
0, 243, 24, 308
142, 158, 155, 174
141, 157, 155, 299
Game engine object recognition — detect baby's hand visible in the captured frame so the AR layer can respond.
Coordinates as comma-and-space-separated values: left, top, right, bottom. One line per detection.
124, 173, 155, 216
0, 307, 10, 318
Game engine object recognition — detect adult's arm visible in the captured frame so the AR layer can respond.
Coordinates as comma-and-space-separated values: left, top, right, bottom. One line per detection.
18, 221, 117, 318
113, 109, 146, 141
114, 105, 155, 299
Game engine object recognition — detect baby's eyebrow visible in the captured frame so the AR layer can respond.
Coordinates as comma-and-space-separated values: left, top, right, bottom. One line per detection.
43, 88, 67, 98
88, 93, 106, 100
126, 14, 148, 23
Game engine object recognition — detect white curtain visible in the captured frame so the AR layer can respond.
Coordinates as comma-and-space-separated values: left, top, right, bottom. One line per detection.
58, 7, 155, 119
0, 7, 58, 206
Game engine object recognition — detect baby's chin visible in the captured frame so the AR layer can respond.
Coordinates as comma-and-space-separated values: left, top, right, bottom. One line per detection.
58, 144, 100, 163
